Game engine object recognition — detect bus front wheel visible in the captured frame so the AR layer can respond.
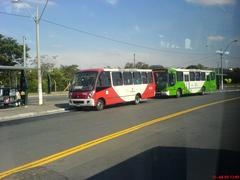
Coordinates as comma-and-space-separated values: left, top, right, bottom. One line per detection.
96, 99, 105, 111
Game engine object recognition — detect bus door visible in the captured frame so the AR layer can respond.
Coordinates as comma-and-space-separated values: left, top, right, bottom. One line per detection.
123, 71, 135, 100
184, 73, 190, 90
96, 71, 112, 104
189, 72, 197, 93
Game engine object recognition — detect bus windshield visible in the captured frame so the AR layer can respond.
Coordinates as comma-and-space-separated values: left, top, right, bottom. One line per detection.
72, 71, 98, 91
154, 71, 168, 91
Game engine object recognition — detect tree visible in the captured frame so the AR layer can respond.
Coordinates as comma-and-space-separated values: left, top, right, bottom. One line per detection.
0, 34, 30, 66
186, 64, 207, 69
124, 61, 149, 69
149, 65, 164, 69
124, 62, 134, 69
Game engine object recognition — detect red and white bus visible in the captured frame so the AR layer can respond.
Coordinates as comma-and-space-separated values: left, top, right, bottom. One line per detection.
69, 68, 155, 110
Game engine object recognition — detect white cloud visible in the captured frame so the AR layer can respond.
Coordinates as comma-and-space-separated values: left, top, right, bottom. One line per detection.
134, 25, 141, 32
105, 0, 119, 5
185, 0, 235, 6
208, 35, 225, 41
185, 38, 192, 49
12, 1, 31, 10
158, 34, 165, 38
11, 0, 56, 11
24, 0, 56, 6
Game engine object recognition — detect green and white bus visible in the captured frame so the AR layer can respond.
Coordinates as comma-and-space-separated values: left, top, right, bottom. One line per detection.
153, 68, 217, 97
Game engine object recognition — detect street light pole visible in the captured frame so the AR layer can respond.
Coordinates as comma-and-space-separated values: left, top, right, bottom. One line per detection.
220, 51, 223, 90
216, 40, 238, 91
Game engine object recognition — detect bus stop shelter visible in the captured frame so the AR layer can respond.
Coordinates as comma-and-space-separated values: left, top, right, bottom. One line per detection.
0, 65, 29, 107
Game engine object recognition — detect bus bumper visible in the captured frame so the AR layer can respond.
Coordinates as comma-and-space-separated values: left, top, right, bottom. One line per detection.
156, 91, 170, 96
69, 98, 95, 107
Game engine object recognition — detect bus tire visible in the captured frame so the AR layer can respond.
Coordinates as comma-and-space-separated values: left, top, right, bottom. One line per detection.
96, 98, 105, 111
201, 86, 206, 95
176, 89, 182, 98
134, 94, 141, 105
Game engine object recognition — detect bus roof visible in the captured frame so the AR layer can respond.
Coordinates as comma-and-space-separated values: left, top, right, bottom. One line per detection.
153, 67, 214, 73
173, 68, 214, 73
79, 68, 152, 72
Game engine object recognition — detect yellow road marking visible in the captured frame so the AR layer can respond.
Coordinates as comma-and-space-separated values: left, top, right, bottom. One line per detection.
0, 96, 240, 179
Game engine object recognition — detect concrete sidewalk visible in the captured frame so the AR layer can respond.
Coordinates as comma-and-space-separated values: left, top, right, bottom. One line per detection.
0, 100, 69, 123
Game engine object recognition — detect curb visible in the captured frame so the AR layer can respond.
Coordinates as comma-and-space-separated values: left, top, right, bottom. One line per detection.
28, 93, 68, 98
0, 108, 68, 123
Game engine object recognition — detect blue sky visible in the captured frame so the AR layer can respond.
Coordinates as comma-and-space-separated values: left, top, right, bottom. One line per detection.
0, 0, 240, 68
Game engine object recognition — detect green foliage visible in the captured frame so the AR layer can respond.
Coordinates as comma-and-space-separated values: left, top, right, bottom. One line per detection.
26, 65, 79, 93
0, 34, 30, 66
149, 65, 164, 69
26, 69, 38, 92
124, 61, 149, 69
186, 64, 207, 69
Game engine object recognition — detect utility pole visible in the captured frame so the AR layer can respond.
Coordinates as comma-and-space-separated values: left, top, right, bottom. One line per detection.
12, 0, 49, 105
35, 6, 43, 105
23, 36, 26, 67
133, 53, 136, 68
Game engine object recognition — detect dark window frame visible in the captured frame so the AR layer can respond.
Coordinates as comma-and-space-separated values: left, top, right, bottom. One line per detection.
190, 72, 195, 81
195, 72, 201, 81
133, 72, 142, 85
200, 72, 206, 81
147, 72, 153, 84
184, 75, 189, 81
176, 71, 183, 82
141, 72, 148, 84
96, 71, 111, 88
123, 72, 133, 85
112, 72, 123, 86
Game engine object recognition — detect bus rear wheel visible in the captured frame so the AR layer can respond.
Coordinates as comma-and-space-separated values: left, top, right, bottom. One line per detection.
176, 89, 182, 98
201, 87, 206, 95
96, 99, 104, 111
134, 94, 141, 105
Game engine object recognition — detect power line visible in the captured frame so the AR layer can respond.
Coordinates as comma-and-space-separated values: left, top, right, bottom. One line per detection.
0, 11, 29, 18
42, 18, 212, 56
39, 0, 49, 21
173, 54, 217, 67
1, 10, 213, 56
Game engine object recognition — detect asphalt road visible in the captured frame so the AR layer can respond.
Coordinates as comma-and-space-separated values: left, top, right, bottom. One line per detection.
0, 92, 240, 180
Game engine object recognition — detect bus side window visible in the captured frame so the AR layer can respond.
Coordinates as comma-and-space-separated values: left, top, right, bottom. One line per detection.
177, 71, 183, 81
147, 72, 153, 83
210, 72, 215, 80
133, 72, 142, 84
184, 75, 189, 81
112, 72, 123, 86
97, 72, 111, 89
207, 75, 210, 81
141, 72, 148, 84
123, 72, 133, 85
195, 72, 201, 81
169, 73, 176, 86
190, 72, 195, 81
201, 72, 206, 81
